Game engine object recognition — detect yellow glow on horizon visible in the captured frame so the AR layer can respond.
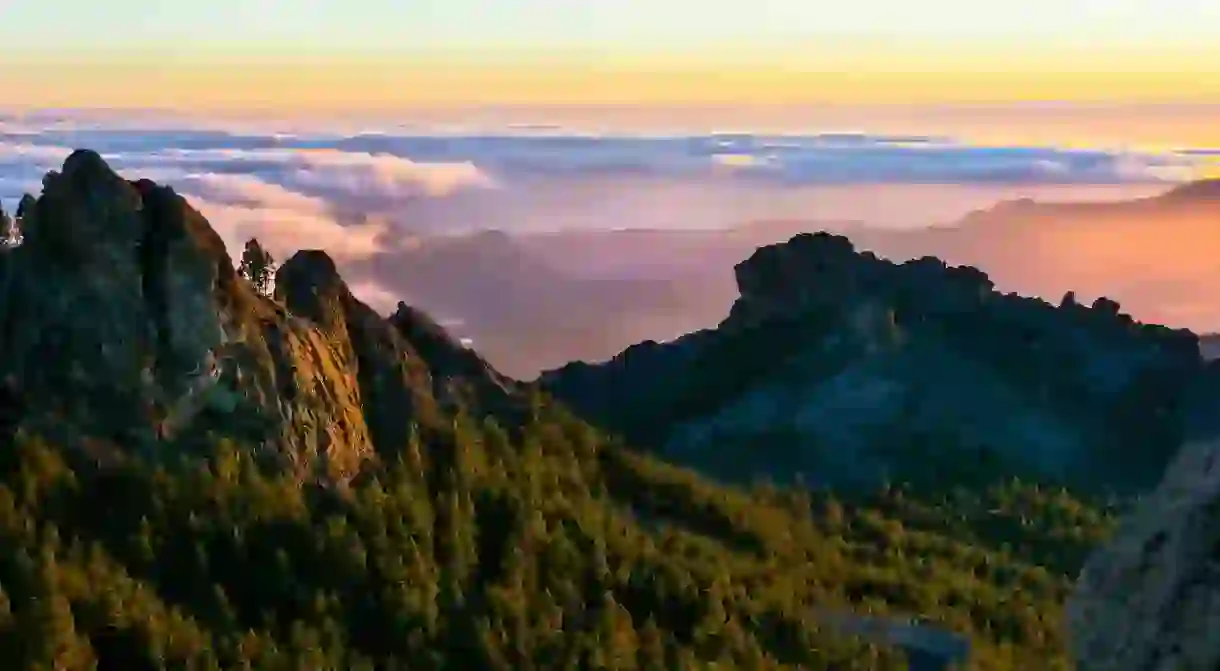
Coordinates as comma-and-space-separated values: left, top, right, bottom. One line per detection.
4, 44, 1220, 111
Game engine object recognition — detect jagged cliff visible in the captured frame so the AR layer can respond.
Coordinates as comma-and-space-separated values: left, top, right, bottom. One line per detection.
0, 150, 517, 480
543, 232, 1210, 494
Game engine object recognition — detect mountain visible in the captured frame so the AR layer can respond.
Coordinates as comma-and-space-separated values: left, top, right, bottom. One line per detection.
0, 150, 1124, 669
0, 150, 520, 481
848, 181, 1220, 333
374, 177, 1220, 378
542, 231, 1212, 496
342, 218, 863, 378
351, 230, 721, 377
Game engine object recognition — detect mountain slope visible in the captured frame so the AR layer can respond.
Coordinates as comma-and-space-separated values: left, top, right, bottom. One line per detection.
542, 231, 1209, 495
0, 151, 1118, 670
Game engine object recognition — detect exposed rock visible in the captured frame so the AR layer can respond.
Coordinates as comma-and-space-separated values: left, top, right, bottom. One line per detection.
276, 252, 520, 460
388, 300, 517, 406
542, 232, 1206, 494
0, 150, 519, 480
15, 193, 35, 220
1067, 437, 1220, 670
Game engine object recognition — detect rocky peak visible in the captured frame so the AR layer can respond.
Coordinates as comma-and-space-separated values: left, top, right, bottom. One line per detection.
23, 149, 145, 269
728, 232, 863, 328
390, 300, 452, 343
276, 249, 352, 338
543, 231, 1207, 494
3, 150, 235, 422
0, 150, 521, 480
388, 300, 517, 402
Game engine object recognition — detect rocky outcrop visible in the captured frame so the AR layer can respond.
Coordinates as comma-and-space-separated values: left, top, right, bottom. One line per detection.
0, 150, 518, 480
1066, 437, 1220, 670
542, 232, 1207, 494
275, 253, 520, 461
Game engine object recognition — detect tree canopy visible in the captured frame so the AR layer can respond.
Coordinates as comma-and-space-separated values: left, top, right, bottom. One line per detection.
0, 403, 1113, 669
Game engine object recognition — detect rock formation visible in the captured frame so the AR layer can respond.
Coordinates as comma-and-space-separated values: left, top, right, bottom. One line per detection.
0, 150, 517, 480
542, 232, 1208, 495
1066, 435, 1220, 670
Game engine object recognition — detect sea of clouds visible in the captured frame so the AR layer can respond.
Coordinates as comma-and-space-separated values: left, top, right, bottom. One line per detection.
2, 109, 1216, 313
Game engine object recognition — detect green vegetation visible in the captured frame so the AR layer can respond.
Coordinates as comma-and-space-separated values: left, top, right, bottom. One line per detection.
0, 400, 1113, 669
0, 205, 13, 248
237, 238, 277, 297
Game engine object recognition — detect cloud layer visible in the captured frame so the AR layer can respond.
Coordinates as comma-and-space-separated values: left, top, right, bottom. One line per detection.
1, 113, 1216, 317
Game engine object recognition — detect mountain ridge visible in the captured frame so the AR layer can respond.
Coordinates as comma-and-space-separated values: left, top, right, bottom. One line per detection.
542, 230, 1211, 495
0, 148, 1201, 669
375, 178, 1220, 377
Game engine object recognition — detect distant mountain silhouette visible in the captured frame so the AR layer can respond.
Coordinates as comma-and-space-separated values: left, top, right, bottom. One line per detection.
849, 180, 1220, 332
1160, 177, 1220, 202
351, 228, 738, 377
343, 179, 1220, 382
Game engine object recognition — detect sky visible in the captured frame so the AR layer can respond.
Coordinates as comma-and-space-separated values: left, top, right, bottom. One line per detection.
4, 0, 1219, 51
4, 1, 1220, 356
2, 0, 1220, 112
4, 120, 1213, 333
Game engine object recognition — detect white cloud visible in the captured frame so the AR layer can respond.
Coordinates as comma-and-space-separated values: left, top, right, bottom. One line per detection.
176, 172, 332, 215
187, 194, 385, 264
0, 142, 73, 164
1, 118, 1216, 325
287, 149, 497, 198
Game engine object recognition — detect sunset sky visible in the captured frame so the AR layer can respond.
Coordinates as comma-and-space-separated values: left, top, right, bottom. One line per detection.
4, 0, 1220, 104
4, 0, 1220, 335
3, 0, 1220, 146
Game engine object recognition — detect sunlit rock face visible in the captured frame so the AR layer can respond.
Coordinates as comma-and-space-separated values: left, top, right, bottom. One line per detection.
0, 150, 520, 480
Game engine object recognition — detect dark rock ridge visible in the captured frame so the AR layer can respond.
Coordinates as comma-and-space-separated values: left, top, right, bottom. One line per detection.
542, 232, 1210, 494
0, 150, 518, 480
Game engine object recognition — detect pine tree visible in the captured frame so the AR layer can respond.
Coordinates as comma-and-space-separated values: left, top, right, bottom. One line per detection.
0, 205, 13, 248
237, 238, 276, 295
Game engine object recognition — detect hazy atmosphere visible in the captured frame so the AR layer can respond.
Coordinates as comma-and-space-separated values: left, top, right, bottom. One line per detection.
3, 1, 1220, 669
5, 109, 1220, 375
6, 1, 1220, 375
